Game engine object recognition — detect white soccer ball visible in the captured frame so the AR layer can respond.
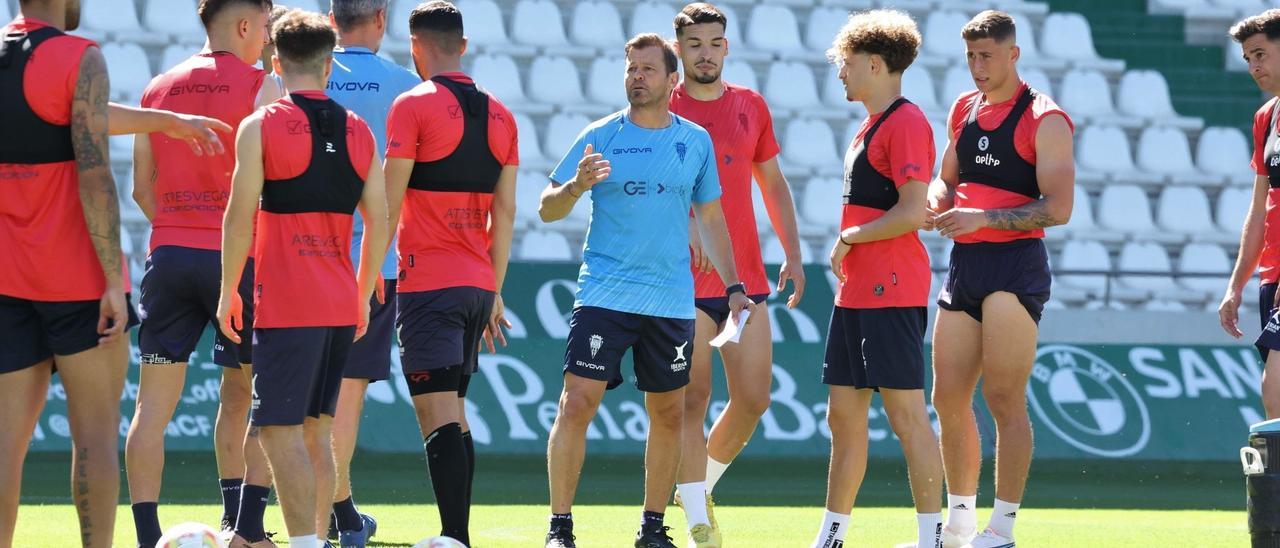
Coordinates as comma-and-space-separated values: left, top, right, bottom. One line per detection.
155, 522, 225, 548
413, 536, 468, 548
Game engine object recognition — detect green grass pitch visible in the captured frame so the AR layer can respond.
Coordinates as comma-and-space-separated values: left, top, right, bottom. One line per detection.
14, 452, 1249, 546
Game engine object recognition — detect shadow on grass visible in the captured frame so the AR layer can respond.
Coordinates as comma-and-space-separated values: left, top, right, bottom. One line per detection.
19, 451, 1245, 511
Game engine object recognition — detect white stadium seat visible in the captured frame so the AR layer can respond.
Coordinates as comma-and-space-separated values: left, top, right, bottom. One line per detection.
144, 0, 201, 37
1156, 186, 1218, 239
1144, 300, 1189, 311
1077, 125, 1136, 177
515, 170, 548, 227
1118, 242, 1200, 302
805, 7, 848, 53
801, 178, 843, 234
1136, 127, 1202, 182
160, 44, 199, 73
544, 113, 592, 164
941, 65, 974, 107
930, 119, 947, 173
528, 56, 586, 107
586, 57, 627, 110
822, 69, 868, 117
1022, 68, 1055, 98
629, 1, 677, 38
1215, 186, 1252, 238
783, 119, 838, 168
841, 117, 865, 153
747, 5, 805, 54
512, 0, 569, 47
1062, 186, 1123, 242
901, 68, 940, 114
520, 231, 573, 261
721, 59, 759, 91
1197, 126, 1254, 185
1058, 239, 1111, 296
459, 0, 512, 50
571, 1, 625, 49
1118, 70, 1176, 120
764, 61, 820, 112
102, 43, 151, 102
82, 0, 142, 34
716, 4, 745, 46
1098, 185, 1163, 241
923, 12, 971, 64
513, 114, 545, 167
1040, 13, 1101, 64
470, 54, 527, 105
1006, 12, 1061, 70
1179, 242, 1231, 294
752, 183, 772, 232
1059, 69, 1116, 120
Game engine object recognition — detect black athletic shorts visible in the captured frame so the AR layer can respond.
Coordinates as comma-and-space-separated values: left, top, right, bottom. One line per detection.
397, 286, 494, 379
694, 293, 769, 326
404, 363, 474, 397
563, 306, 694, 393
0, 293, 139, 374
822, 306, 927, 390
250, 326, 354, 426
937, 239, 1051, 324
137, 246, 253, 367
1259, 283, 1277, 360
343, 279, 396, 382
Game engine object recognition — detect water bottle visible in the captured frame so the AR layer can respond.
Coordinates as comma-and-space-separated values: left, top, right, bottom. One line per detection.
1245, 418, 1280, 547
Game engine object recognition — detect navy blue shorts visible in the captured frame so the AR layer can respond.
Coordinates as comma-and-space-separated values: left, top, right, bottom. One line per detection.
250, 326, 355, 426
343, 280, 396, 381
1259, 283, 1277, 360
694, 293, 769, 326
563, 306, 694, 393
937, 239, 1051, 324
0, 293, 139, 374
397, 287, 495, 378
137, 246, 253, 367
822, 306, 926, 390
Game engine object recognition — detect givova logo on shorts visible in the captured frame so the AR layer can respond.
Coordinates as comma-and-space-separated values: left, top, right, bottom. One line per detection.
1027, 344, 1151, 458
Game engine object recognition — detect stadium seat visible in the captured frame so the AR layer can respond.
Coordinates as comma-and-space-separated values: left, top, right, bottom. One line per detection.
1197, 126, 1254, 185
764, 61, 821, 113
1058, 69, 1118, 121
1117, 242, 1201, 301
459, 0, 520, 52
143, 0, 202, 38
545, 113, 592, 164
1118, 70, 1202, 130
160, 44, 199, 73
1005, 12, 1064, 71
902, 68, 940, 115
822, 68, 868, 117
1215, 186, 1251, 238
801, 178, 843, 234
930, 119, 947, 173
1040, 13, 1123, 71
528, 56, 587, 107
1062, 186, 1123, 242
1022, 68, 1054, 98
747, 5, 805, 54
722, 60, 760, 91
1144, 299, 1189, 311
571, 0, 625, 49
922, 12, 971, 66
470, 54, 533, 109
805, 7, 848, 53
1076, 125, 1138, 181
511, 0, 570, 48
1157, 187, 1226, 242
782, 119, 839, 169
519, 231, 573, 261
513, 114, 546, 168
629, 1, 678, 38
515, 170, 549, 226
1058, 239, 1111, 296
81, 0, 143, 34
763, 234, 813, 264
841, 117, 864, 152
586, 57, 627, 110
102, 43, 152, 102
1178, 242, 1231, 295
751, 183, 772, 232
941, 66, 973, 107
1098, 185, 1174, 242
1136, 127, 1206, 184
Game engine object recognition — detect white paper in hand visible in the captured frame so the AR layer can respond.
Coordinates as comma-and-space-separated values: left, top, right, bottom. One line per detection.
709, 309, 751, 348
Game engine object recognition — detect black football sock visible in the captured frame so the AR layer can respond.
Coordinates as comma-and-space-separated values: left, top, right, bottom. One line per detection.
641, 510, 665, 533
426, 422, 470, 546
132, 502, 161, 548
462, 430, 476, 509
234, 484, 271, 542
333, 496, 362, 532
219, 478, 242, 529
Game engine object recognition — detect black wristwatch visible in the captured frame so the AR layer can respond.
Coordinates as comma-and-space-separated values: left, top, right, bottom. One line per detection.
725, 283, 746, 297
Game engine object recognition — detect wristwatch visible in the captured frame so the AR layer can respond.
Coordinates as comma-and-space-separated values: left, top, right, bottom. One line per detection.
725, 283, 746, 297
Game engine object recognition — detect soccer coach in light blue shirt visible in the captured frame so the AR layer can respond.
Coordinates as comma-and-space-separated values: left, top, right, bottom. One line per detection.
322, 0, 420, 542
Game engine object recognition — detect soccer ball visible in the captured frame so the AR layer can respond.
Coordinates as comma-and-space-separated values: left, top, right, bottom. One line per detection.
413, 536, 468, 548
155, 522, 224, 548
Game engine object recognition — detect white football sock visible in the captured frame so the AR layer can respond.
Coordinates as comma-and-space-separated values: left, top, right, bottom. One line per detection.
987, 499, 1019, 538
946, 493, 977, 534
811, 510, 849, 548
918, 512, 942, 548
705, 457, 730, 494
288, 534, 318, 548
676, 482, 709, 527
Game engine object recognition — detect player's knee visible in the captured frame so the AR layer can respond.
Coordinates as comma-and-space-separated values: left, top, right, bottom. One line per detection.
734, 389, 772, 418
982, 387, 1028, 423
825, 404, 868, 437
648, 402, 684, 432
683, 382, 712, 412
556, 390, 601, 427
884, 405, 932, 440
930, 388, 969, 418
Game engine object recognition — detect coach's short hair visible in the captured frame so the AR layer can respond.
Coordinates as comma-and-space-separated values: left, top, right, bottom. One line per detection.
961, 10, 1016, 44
674, 3, 727, 37
826, 10, 920, 74
271, 9, 337, 75
1231, 10, 1280, 43
625, 33, 679, 74
197, 0, 273, 29
331, 0, 388, 32
409, 1, 464, 52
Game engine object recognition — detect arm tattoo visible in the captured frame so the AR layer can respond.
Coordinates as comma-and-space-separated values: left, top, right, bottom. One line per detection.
71, 49, 122, 282
984, 199, 1058, 231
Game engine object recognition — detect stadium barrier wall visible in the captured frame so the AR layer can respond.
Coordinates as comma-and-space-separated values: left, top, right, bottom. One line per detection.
28, 264, 1265, 461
